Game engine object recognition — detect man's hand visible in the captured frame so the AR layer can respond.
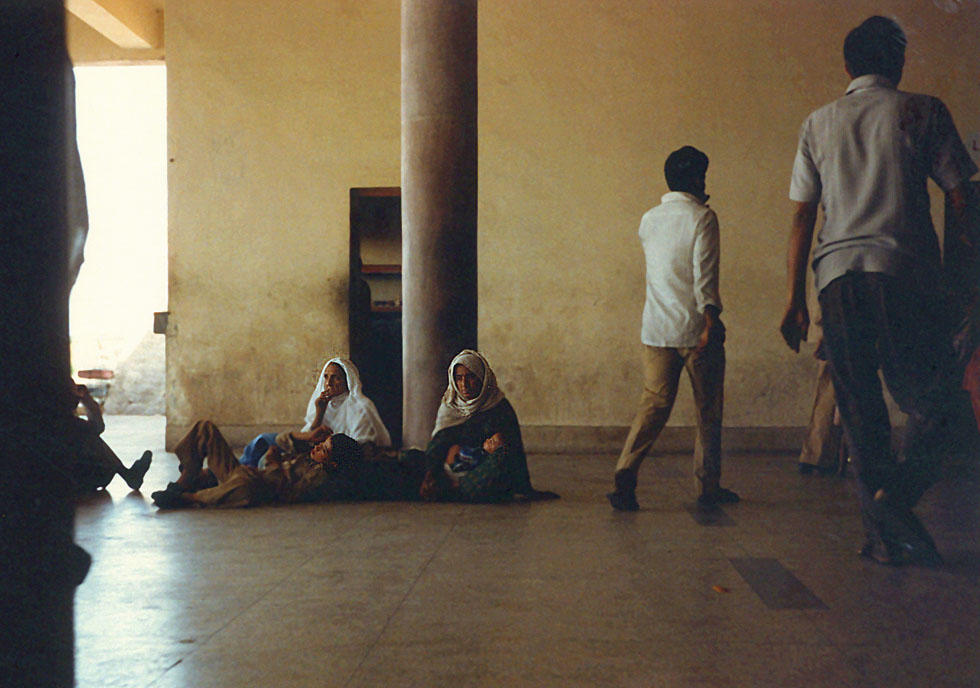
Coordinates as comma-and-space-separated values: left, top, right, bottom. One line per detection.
782, 200, 818, 353
780, 301, 809, 353
292, 425, 332, 443
695, 307, 725, 352
445, 444, 462, 466
263, 445, 283, 465
310, 425, 331, 443
482, 433, 505, 453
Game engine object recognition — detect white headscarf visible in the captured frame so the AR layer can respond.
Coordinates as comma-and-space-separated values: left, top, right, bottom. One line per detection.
432, 350, 506, 436
303, 358, 392, 447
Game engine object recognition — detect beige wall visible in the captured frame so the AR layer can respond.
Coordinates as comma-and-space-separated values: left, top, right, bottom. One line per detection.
162, 0, 979, 445
479, 0, 980, 431
165, 0, 399, 443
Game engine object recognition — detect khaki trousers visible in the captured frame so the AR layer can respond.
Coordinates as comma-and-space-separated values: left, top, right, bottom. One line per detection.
799, 360, 845, 471
174, 420, 270, 508
615, 343, 725, 495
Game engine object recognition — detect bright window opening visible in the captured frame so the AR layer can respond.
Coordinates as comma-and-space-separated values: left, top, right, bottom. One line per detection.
70, 64, 167, 414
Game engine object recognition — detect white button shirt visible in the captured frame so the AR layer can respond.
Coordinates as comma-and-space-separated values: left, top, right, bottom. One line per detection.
639, 191, 722, 348
790, 75, 977, 292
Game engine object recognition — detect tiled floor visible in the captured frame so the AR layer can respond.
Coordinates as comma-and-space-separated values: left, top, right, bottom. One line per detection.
74, 416, 980, 687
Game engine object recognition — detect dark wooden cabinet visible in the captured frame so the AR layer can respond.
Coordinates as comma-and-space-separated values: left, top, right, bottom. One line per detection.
350, 187, 402, 444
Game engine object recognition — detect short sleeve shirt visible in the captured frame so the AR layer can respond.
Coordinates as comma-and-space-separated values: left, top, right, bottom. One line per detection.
790, 75, 977, 292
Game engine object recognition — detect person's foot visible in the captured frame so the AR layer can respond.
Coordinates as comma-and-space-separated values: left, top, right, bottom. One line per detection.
151, 490, 184, 509
151, 482, 189, 509
697, 486, 740, 507
608, 469, 639, 511
607, 490, 639, 511
859, 536, 942, 567
124, 450, 152, 490
858, 537, 905, 565
869, 496, 942, 567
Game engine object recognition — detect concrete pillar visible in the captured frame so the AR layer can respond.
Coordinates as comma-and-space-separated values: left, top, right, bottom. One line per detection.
0, 4, 86, 686
401, 0, 478, 447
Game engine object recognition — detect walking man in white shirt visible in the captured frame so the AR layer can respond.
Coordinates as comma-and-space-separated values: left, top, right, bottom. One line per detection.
608, 146, 739, 511
781, 16, 976, 565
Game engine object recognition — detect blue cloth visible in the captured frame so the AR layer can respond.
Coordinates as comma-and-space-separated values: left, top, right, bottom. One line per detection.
240, 432, 278, 467
449, 446, 486, 474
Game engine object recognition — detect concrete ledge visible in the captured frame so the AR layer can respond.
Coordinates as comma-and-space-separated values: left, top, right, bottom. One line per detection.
166, 423, 296, 452
520, 425, 809, 455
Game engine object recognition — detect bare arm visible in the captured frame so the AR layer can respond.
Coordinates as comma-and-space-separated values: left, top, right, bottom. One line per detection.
309, 391, 328, 430
780, 201, 818, 352
74, 384, 105, 435
290, 424, 331, 445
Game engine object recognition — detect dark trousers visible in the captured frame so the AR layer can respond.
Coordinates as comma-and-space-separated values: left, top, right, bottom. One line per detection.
819, 272, 956, 537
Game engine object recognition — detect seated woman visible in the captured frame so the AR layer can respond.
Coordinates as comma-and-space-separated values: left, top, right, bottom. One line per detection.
419, 350, 558, 503
239, 358, 391, 466
151, 420, 364, 509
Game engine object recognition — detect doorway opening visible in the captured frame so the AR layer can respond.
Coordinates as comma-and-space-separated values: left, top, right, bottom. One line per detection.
70, 64, 167, 414
349, 187, 402, 445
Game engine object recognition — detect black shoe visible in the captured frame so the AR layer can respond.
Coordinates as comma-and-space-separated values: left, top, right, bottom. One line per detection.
608, 469, 639, 511
151, 488, 186, 509
870, 495, 942, 567
124, 450, 153, 490
860, 537, 942, 567
152, 481, 190, 509
607, 490, 639, 511
859, 537, 906, 566
698, 487, 740, 506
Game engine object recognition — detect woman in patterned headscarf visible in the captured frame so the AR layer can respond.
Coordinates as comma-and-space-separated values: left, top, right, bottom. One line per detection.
420, 350, 557, 502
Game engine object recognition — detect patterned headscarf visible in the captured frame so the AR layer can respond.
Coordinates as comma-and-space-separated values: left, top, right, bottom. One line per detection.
432, 349, 506, 436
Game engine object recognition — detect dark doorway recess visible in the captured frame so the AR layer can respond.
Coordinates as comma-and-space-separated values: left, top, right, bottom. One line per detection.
349, 187, 402, 445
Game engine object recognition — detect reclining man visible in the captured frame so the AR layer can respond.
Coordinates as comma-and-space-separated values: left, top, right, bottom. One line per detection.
151, 420, 362, 508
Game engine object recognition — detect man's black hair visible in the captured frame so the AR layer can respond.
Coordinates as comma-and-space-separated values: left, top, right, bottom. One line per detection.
844, 16, 906, 84
664, 146, 709, 194
329, 433, 362, 465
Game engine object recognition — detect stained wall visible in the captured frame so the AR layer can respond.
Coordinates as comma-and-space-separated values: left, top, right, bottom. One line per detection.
157, 0, 980, 446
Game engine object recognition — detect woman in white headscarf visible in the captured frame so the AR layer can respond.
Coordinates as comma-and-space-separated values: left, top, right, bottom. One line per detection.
419, 350, 557, 502
240, 358, 391, 466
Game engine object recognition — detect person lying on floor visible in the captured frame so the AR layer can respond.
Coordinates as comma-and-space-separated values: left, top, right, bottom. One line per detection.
69, 380, 151, 495
418, 350, 559, 503
151, 420, 363, 508
238, 357, 391, 467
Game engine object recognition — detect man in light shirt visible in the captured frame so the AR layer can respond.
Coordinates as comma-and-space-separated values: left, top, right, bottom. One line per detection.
608, 146, 738, 511
780, 16, 977, 565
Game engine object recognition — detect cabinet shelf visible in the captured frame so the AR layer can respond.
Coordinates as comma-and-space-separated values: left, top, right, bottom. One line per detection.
361, 264, 401, 275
